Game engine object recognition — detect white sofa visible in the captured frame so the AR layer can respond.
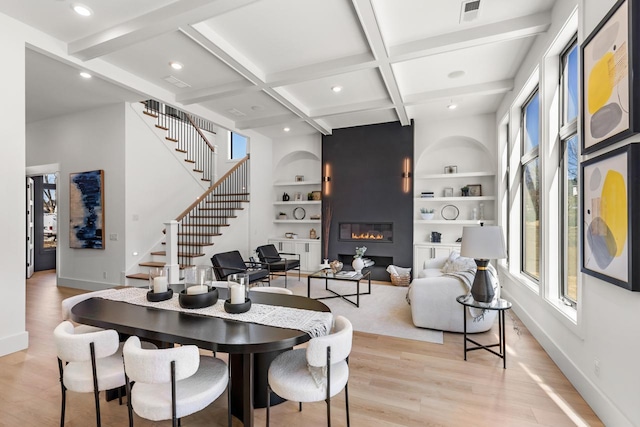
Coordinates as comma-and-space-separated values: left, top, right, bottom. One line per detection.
407, 254, 498, 333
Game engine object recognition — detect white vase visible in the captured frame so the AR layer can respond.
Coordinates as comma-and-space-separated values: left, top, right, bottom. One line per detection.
420, 213, 434, 220
352, 257, 365, 274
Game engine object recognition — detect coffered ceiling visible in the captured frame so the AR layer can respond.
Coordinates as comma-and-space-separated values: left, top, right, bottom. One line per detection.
5, 0, 557, 138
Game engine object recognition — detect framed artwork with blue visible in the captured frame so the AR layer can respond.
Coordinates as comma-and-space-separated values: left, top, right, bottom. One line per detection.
69, 170, 105, 249
581, 144, 640, 290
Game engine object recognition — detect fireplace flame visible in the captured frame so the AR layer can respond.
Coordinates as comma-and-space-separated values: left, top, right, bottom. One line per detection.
351, 232, 384, 240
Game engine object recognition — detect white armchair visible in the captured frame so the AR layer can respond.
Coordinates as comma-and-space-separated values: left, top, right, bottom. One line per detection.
407, 255, 498, 333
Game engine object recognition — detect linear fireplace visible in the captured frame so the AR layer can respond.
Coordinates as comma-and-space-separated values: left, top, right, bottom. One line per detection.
339, 222, 393, 243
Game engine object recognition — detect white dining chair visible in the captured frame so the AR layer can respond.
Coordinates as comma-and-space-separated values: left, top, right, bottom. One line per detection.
54, 320, 126, 427
123, 336, 231, 427
249, 286, 294, 295
267, 315, 352, 427
61, 289, 113, 333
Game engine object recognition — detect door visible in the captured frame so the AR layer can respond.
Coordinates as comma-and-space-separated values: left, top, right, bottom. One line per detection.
26, 177, 34, 278
33, 174, 57, 271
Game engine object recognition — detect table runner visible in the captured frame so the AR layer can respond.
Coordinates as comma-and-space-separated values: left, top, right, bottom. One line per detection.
99, 288, 333, 338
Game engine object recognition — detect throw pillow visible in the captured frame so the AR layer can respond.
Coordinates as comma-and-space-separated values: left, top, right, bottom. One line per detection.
442, 255, 476, 273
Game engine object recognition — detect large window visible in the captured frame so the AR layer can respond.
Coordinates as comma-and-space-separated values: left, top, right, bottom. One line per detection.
230, 132, 247, 160
560, 39, 579, 305
521, 90, 540, 280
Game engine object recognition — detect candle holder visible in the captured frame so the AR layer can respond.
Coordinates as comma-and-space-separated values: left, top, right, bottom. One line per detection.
224, 298, 252, 314
146, 288, 173, 302
178, 287, 219, 309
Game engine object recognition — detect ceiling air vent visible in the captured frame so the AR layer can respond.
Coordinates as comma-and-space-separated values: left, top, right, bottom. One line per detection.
163, 75, 191, 88
460, 0, 481, 23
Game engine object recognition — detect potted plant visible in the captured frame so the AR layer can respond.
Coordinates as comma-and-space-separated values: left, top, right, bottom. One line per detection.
278, 212, 287, 220
461, 186, 470, 197
420, 207, 435, 220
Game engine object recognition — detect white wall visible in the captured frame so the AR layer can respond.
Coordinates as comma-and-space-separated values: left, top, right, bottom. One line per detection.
496, 0, 639, 425
0, 17, 28, 357
27, 104, 127, 289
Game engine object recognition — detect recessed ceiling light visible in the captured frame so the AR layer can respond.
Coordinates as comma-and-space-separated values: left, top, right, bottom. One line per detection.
283, 127, 291, 132
79, 71, 92, 79
447, 103, 458, 110
71, 3, 93, 16
331, 86, 342, 93
448, 70, 466, 79
169, 61, 183, 70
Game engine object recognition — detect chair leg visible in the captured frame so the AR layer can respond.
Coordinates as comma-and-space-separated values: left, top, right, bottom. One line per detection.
299, 402, 302, 412
345, 383, 350, 427
125, 373, 134, 427
227, 361, 232, 427
89, 342, 101, 427
57, 358, 66, 427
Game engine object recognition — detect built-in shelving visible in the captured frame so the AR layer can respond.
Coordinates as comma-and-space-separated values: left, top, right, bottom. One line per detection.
415, 196, 495, 202
273, 181, 322, 186
273, 201, 321, 206
273, 219, 321, 224
416, 172, 495, 180
414, 220, 495, 225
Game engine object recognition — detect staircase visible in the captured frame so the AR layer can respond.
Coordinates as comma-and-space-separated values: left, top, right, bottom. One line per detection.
126, 101, 249, 283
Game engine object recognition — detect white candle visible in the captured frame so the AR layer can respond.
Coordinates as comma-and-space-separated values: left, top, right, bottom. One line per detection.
187, 285, 207, 295
153, 276, 168, 293
230, 283, 245, 304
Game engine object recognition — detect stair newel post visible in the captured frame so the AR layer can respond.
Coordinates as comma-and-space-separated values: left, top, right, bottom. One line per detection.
164, 220, 180, 286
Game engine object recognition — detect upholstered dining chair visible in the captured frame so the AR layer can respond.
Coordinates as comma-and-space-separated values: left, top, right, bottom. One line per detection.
266, 315, 352, 427
249, 286, 294, 295
61, 289, 113, 333
122, 336, 231, 427
256, 244, 301, 286
54, 320, 126, 427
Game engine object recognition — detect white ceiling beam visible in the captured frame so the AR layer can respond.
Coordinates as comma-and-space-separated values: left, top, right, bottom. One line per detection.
235, 114, 303, 130
176, 81, 258, 105
68, 0, 259, 61
184, 23, 332, 135
390, 12, 551, 62
266, 53, 377, 87
351, 0, 409, 126
310, 99, 392, 119
403, 79, 514, 105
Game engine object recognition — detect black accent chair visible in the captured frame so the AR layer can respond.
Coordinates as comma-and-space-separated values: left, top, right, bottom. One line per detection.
211, 250, 270, 285
256, 244, 301, 287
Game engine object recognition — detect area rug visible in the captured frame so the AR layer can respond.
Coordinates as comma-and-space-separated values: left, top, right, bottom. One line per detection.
269, 277, 443, 344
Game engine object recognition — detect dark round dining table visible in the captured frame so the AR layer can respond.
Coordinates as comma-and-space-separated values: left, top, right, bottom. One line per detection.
71, 286, 331, 427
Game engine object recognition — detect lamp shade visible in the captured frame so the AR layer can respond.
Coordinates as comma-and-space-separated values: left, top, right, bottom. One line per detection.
460, 225, 507, 260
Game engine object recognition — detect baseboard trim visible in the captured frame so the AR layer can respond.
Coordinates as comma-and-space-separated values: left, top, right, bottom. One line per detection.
57, 276, 111, 291
0, 331, 29, 357
501, 288, 633, 427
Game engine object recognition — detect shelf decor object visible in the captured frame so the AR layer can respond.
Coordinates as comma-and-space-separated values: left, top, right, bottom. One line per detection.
293, 207, 306, 220
581, 144, 640, 291
581, 0, 640, 154
460, 224, 507, 302
441, 205, 460, 220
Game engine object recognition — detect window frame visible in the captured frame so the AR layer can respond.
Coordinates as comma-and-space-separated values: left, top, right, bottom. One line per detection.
229, 132, 248, 160
520, 88, 541, 282
559, 36, 579, 307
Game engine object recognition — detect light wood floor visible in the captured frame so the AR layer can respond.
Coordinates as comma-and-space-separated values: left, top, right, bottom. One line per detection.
0, 270, 603, 426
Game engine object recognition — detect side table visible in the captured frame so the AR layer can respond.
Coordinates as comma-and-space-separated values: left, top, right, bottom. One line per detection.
456, 294, 512, 368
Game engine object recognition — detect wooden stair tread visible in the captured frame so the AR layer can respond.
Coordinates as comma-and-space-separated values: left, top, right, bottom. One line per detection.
200, 207, 244, 211
143, 111, 158, 118
126, 273, 150, 280
185, 159, 195, 163
211, 193, 250, 197
183, 223, 230, 227
138, 261, 192, 269
189, 215, 237, 219
155, 124, 168, 130
166, 137, 178, 142
151, 251, 206, 257
175, 148, 187, 153
206, 200, 249, 204
162, 242, 214, 247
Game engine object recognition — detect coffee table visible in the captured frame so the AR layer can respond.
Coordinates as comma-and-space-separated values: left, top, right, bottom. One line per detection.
307, 269, 371, 307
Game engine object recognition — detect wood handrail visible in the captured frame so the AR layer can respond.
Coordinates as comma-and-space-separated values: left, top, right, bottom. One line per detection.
186, 114, 216, 152
175, 155, 250, 222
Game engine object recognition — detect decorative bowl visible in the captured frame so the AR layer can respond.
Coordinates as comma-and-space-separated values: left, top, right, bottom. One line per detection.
330, 260, 343, 274
146, 288, 173, 302
224, 298, 252, 314
178, 287, 218, 309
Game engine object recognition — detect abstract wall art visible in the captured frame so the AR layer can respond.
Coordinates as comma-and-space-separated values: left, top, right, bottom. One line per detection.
581, 145, 640, 290
581, 0, 640, 154
69, 170, 105, 249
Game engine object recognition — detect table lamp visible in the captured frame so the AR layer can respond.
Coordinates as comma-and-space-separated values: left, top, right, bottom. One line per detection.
460, 224, 507, 303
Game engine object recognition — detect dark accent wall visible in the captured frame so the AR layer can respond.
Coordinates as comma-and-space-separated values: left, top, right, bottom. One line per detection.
322, 121, 414, 280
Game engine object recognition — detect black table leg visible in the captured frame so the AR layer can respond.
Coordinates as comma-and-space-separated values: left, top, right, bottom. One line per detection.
462, 306, 468, 361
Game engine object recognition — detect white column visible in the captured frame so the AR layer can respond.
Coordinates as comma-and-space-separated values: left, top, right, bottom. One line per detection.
164, 220, 180, 285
